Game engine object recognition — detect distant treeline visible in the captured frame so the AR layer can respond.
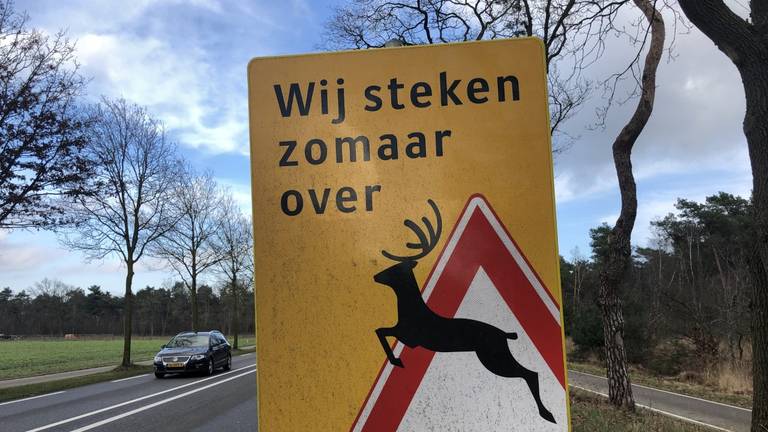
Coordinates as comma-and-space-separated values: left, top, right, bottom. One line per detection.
563, 192, 752, 378
0, 281, 254, 337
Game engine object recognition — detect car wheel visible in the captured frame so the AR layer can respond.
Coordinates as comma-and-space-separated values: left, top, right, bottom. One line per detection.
206, 358, 214, 376
155, 372, 164, 379
224, 354, 231, 371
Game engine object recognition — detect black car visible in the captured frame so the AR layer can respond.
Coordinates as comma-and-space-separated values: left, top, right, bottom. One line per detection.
153, 331, 232, 378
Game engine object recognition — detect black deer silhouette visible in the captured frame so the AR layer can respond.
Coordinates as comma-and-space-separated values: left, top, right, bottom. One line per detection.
373, 199, 556, 424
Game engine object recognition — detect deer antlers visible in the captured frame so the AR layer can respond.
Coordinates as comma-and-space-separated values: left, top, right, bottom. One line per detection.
382, 199, 442, 262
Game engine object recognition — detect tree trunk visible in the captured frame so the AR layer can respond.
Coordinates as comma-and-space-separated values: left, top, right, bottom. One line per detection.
191, 277, 198, 332
598, 0, 664, 410
675, 2, 768, 428
599, 283, 634, 407
744, 65, 768, 431
232, 276, 239, 350
122, 262, 134, 367
572, 270, 579, 318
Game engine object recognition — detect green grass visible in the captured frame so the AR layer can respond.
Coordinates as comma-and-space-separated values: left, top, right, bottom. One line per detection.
0, 365, 154, 403
231, 335, 255, 347
0, 334, 256, 380
570, 388, 715, 431
0, 338, 167, 380
568, 360, 753, 409
232, 347, 256, 356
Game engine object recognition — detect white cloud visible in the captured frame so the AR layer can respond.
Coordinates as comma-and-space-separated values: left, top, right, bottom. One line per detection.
289, 0, 316, 19
0, 229, 175, 293
0, 237, 64, 274
554, 14, 751, 205
27, 0, 225, 34
23, 0, 292, 156
555, 167, 616, 203
596, 199, 677, 244
74, 32, 249, 154
594, 170, 752, 250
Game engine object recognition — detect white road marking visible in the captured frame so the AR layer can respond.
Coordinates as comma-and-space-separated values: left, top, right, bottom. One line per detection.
0, 391, 66, 407
24, 364, 256, 432
571, 385, 734, 432
67, 368, 257, 432
570, 370, 752, 412
110, 374, 150, 383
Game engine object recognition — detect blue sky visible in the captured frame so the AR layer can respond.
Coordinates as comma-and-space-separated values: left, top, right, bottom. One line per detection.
0, 0, 752, 294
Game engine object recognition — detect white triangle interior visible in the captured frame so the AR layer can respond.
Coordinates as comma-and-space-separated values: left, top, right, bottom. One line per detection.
397, 267, 567, 432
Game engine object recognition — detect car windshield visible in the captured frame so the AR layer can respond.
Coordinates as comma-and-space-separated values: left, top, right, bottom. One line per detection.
165, 334, 209, 348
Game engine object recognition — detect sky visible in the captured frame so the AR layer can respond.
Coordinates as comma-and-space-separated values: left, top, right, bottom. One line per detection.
0, 0, 753, 295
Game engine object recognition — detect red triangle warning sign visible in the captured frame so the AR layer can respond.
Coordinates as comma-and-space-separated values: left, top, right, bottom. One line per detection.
351, 195, 569, 431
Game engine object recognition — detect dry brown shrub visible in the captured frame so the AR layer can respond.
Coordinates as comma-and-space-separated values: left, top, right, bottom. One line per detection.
713, 361, 752, 395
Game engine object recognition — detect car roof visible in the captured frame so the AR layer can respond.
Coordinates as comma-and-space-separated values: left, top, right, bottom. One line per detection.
175, 331, 212, 337
173, 330, 223, 337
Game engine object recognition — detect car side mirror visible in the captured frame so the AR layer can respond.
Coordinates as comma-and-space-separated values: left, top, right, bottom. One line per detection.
160, 344, 166, 349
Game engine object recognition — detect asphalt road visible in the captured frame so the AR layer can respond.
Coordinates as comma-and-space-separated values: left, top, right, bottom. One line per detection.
0, 353, 257, 432
569, 370, 752, 432
0, 358, 752, 431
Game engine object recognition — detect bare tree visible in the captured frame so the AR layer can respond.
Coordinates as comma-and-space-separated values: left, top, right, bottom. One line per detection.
597, 0, 665, 410
61, 98, 180, 367
570, 246, 587, 316
153, 168, 222, 331
30, 278, 72, 335
30, 277, 72, 298
674, 2, 768, 429
322, 0, 630, 152
0, 0, 91, 230
214, 192, 252, 349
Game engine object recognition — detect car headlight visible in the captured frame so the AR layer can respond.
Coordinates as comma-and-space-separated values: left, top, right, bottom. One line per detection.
191, 354, 206, 361
153, 355, 162, 362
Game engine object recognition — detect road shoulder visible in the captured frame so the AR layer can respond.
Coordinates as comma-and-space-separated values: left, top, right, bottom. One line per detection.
569, 370, 751, 432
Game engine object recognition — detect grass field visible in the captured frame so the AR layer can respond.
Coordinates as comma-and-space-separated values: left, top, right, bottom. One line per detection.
570, 388, 713, 431
231, 336, 255, 347
0, 335, 256, 380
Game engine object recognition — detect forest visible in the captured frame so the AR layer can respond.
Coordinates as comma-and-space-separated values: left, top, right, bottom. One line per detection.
0, 281, 255, 339
564, 192, 752, 389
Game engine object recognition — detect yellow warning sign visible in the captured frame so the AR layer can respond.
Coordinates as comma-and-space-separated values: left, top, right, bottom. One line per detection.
248, 38, 570, 431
